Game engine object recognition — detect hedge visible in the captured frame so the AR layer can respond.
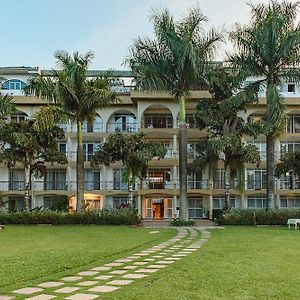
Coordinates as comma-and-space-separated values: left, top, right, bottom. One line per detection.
217, 209, 300, 226
0, 209, 140, 225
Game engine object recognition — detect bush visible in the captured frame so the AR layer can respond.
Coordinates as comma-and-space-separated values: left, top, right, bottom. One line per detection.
0, 208, 141, 225
217, 209, 300, 226
170, 219, 195, 226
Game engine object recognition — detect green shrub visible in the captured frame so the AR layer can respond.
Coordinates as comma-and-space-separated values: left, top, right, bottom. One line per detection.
0, 209, 140, 225
217, 209, 300, 226
170, 219, 195, 226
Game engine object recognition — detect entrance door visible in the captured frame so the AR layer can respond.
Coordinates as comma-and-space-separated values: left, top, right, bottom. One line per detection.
152, 199, 164, 219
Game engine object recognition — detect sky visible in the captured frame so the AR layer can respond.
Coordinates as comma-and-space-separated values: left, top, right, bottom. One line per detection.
0, 0, 294, 70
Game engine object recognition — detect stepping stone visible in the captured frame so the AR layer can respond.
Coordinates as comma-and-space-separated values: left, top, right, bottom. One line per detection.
78, 271, 98, 276
13, 288, 43, 295
25, 294, 56, 300
0, 296, 14, 300
132, 255, 141, 258
127, 256, 138, 259
185, 248, 197, 251
65, 293, 98, 300
105, 262, 123, 267
92, 266, 111, 271
153, 255, 164, 258
123, 265, 138, 270
88, 286, 120, 293
123, 274, 148, 279
136, 253, 148, 256
178, 252, 192, 254
107, 280, 133, 286
164, 250, 174, 252
172, 254, 187, 257
38, 281, 64, 288
94, 275, 113, 280
140, 250, 155, 253
110, 270, 127, 275
156, 260, 175, 264
133, 262, 148, 265
115, 259, 132, 263
76, 281, 98, 287
135, 269, 159, 273
54, 287, 80, 294
144, 258, 155, 262
62, 276, 83, 282
166, 257, 181, 260
147, 265, 167, 269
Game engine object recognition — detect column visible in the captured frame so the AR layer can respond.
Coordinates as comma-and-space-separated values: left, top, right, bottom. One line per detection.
208, 195, 213, 220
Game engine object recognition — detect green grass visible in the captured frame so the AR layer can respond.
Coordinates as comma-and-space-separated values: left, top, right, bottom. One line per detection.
103, 227, 300, 300
0, 225, 175, 294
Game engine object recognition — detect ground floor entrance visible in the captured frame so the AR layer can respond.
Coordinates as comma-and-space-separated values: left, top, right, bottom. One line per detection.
143, 197, 173, 219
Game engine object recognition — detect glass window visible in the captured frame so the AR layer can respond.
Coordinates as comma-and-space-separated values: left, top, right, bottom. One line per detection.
247, 197, 266, 209
83, 115, 103, 132
2, 79, 26, 90
113, 169, 128, 190
213, 196, 235, 209
288, 84, 295, 93
144, 114, 173, 128
8, 196, 25, 211
114, 113, 137, 132
44, 170, 66, 190
84, 170, 101, 190
188, 198, 203, 219
247, 169, 267, 190
113, 196, 130, 208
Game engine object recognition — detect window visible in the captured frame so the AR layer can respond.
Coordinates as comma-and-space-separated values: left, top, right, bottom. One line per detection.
44, 170, 66, 190
213, 196, 235, 209
213, 169, 237, 189
83, 141, 102, 161
286, 115, 300, 133
187, 142, 200, 159
113, 169, 128, 190
114, 113, 137, 132
43, 196, 68, 210
2, 79, 26, 90
147, 169, 171, 189
248, 141, 266, 160
84, 170, 101, 190
187, 172, 203, 189
288, 84, 296, 93
246, 169, 267, 190
280, 197, 300, 208
10, 112, 27, 123
188, 198, 203, 218
186, 114, 197, 128
9, 170, 25, 190
247, 197, 266, 209
83, 115, 103, 132
144, 114, 173, 128
281, 141, 300, 155
58, 142, 67, 156
8, 196, 26, 211
113, 196, 130, 208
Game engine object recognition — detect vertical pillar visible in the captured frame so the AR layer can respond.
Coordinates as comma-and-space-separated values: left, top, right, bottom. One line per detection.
173, 195, 177, 219
173, 134, 177, 157
208, 195, 213, 220
137, 195, 142, 218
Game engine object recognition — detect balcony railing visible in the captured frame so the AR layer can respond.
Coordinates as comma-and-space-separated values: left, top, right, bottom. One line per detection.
187, 180, 208, 189
246, 180, 267, 190
106, 122, 138, 133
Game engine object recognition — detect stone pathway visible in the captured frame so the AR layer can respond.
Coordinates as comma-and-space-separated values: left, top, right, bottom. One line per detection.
2, 227, 212, 300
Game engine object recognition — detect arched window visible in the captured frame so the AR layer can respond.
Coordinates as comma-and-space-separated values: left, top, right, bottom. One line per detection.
2, 79, 26, 90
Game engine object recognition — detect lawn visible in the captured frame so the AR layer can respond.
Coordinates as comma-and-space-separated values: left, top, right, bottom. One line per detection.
102, 226, 300, 300
0, 225, 175, 294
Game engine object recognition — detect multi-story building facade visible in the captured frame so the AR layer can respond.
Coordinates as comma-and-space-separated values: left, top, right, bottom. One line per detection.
1, 67, 300, 219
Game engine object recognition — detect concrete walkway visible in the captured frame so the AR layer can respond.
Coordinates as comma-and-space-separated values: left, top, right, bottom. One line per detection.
1, 227, 212, 300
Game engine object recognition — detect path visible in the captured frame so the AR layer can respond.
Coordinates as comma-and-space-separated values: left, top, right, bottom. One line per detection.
1, 227, 212, 300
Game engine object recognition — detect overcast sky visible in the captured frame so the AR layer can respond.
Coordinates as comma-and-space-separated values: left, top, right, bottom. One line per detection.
0, 0, 294, 70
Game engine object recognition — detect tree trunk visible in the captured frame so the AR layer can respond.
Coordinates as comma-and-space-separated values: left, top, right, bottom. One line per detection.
76, 121, 84, 211
266, 133, 275, 210
178, 96, 188, 221
224, 164, 231, 211
128, 170, 134, 207
24, 166, 31, 211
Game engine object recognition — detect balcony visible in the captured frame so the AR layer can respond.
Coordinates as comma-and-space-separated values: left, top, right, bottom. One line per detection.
141, 179, 175, 189
246, 180, 267, 190
187, 180, 208, 189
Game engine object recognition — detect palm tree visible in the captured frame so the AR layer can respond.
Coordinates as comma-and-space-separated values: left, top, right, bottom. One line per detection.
24, 51, 116, 211
229, 1, 300, 210
0, 93, 15, 118
128, 7, 221, 220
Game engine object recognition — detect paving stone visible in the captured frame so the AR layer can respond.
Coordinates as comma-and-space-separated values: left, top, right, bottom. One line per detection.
115, 259, 132, 263
133, 262, 148, 265
185, 248, 197, 251
135, 268, 159, 273
13, 288, 43, 295
65, 293, 99, 300
147, 265, 167, 269
25, 294, 56, 300
94, 275, 113, 280
164, 250, 175, 252
178, 251, 192, 254
105, 262, 123, 267
76, 281, 98, 287
153, 255, 164, 258
77, 271, 98, 276
166, 257, 181, 260
91, 266, 111, 271
172, 254, 187, 257
107, 280, 133, 286
156, 260, 175, 264
127, 256, 138, 259
88, 286, 120, 293
62, 276, 83, 282
0, 296, 14, 300
140, 250, 155, 253
38, 281, 64, 288
136, 253, 148, 256
122, 265, 138, 270
110, 270, 127, 275
132, 255, 141, 259
123, 274, 148, 279
54, 287, 80, 294
143, 258, 155, 261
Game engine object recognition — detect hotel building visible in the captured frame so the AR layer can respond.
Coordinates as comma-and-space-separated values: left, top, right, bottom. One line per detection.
0, 67, 300, 219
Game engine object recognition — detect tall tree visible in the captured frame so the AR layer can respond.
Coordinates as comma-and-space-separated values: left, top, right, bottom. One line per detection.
0, 119, 67, 211
229, 1, 300, 209
194, 67, 261, 210
91, 132, 166, 207
24, 51, 117, 211
0, 93, 15, 118
128, 7, 221, 220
